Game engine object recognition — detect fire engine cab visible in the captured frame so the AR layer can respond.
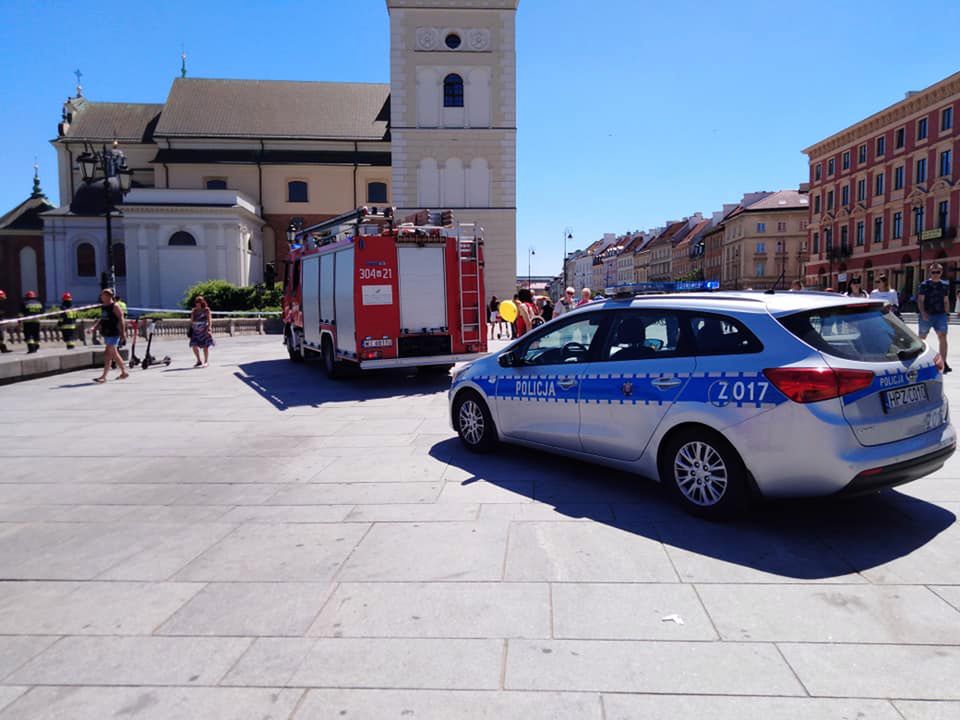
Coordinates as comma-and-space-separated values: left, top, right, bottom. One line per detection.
282, 206, 487, 377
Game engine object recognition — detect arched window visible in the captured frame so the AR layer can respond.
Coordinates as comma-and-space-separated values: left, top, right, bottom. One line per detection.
114, 242, 127, 277
205, 178, 227, 190
76, 242, 96, 277
443, 74, 464, 108
367, 182, 388, 203
288, 181, 308, 203
169, 231, 197, 246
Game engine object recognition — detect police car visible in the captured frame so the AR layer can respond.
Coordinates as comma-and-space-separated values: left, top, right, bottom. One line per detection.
448, 287, 956, 518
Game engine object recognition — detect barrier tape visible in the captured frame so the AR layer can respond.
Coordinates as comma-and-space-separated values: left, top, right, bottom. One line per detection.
0, 304, 100, 327
0, 305, 281, 326
126, 307, 281, 317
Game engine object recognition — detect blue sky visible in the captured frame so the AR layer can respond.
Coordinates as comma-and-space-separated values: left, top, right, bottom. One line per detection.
1, 0, 958, 276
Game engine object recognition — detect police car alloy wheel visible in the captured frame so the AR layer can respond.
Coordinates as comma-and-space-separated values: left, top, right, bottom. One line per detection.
661, 429, 747, 519
454, 391, 497, 452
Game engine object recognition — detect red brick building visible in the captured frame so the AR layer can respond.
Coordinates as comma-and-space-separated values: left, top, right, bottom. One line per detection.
0, 172, 53, 303
804, 72, 960, 299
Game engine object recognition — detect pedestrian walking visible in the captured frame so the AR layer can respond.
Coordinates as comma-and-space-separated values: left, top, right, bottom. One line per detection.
189, 295, 215, 367
870, 274, 900, 317
845, 277, 868, 298
577, 288, 592, 307
488, 296, 500, 340
917, 262, 952, 373
20, 291, 43, 354
555, 287, 576, 317
514, 288, 540, 337
58, 292, 79, 349
0, 289, 10, 353
540, 296, 554, 322
90, 288, 128, 383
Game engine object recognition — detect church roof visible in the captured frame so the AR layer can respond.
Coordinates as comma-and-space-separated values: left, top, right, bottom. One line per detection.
60, 101, 164, 143
0, 196, 55, 232
154, 78, 391, 141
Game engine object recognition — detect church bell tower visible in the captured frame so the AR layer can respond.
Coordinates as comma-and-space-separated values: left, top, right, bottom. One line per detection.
386, 0, 519, 301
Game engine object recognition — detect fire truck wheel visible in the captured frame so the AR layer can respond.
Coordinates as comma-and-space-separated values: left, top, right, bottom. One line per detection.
322, 338, 346, 379
453, 390, 497, 453
286, 327, 304, 363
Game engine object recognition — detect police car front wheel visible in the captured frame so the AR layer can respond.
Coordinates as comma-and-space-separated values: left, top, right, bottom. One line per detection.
660, 429, 747, 519
454, 392, 497, 453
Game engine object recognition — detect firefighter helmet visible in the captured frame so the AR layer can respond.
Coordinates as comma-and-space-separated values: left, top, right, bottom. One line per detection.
24, 290, 37, 300
62, 292, 73, 302
0, 289, 6, 300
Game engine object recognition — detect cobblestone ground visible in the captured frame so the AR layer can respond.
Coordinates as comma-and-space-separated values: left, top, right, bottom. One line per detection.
0, 334, 957, 718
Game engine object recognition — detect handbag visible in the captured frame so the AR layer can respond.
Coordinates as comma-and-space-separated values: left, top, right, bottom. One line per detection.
187, 325, 194, 339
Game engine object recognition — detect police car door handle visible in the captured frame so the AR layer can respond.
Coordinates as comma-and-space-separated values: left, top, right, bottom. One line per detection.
557, 378, 577, 390
652, 377, 682, 390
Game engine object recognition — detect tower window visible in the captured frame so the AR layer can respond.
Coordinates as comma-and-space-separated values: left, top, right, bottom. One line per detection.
287, 180, 308, 203
169, 231, 197, 246
443, 74, 464, 108
367, 182, 388, 203
445, 33, 461, 49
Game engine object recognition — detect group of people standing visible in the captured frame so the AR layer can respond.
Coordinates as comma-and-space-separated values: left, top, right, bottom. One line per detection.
487, 286, 595, 340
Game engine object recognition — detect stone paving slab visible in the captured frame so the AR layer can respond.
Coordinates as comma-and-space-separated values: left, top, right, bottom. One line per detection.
602, 694, 903, 720
894, 700, 960, 719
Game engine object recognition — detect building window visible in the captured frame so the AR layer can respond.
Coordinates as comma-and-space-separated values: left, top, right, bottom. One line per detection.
893, 211, 903, 239
855, 221, 865, 246
777, 222, 786, 232
894, 165, 904, 190
114, 242, 126, 277
876, 136, 886, 156
918, 117, 928, 140
914, 206, 925, 235
875, 172, 884, 196
858, 144, 867, 164
827, 190, 834, 211
874, 217, 884, 243
756, 223, 766, 233
205, 178, 227, 190
443, 73, 464, 108
842, 151, 850, 171
814, 163, 822, 181
916, 157, 927, 184
828, 158, 835, 175
287, 180, 308, 203
895, 127, 905, 149
755, 262, 766, 277
367, 181, 388, 203
169, 231, 197, 246
799, 220, 808, 231
756, 242, 766, 253
76, 242, 96, 277
814, 194, 821, 214
939, 200, 949, 230
940, 149, 952, 177
813, 232, 819, 253
942, 107, 953, 131
841, 185, 850, 206
857, 179, 866, 202
840, 225, 849, 248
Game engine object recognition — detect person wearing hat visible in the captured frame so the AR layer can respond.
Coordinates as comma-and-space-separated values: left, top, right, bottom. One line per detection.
19, 291, 43, 354
0, 290, 10, 353
58, 292, 79, 350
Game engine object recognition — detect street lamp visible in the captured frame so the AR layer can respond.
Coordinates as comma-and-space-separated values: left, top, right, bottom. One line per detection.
75, 142, 133, 290
562, 227, 573, 289
528, 246, 536, 290
914, 201, 925, 288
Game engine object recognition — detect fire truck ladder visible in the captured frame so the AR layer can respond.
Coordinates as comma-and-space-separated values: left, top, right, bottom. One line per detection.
457, 223, 483, 345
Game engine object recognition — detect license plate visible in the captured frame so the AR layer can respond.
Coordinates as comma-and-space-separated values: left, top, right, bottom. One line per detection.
882, 383, 929, 412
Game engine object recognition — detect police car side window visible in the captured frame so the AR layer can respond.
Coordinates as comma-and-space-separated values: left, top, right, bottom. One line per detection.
520, 315, 604, 366
689, 313, 763, 355
601, 311, 688, 362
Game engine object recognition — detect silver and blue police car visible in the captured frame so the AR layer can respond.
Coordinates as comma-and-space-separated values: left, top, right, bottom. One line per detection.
449, 289, 956, 518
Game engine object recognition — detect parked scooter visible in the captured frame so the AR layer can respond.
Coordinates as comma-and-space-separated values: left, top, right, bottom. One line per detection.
135, 318, 171, 370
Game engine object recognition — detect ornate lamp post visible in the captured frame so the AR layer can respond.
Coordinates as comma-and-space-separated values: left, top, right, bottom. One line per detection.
914, 201, 925, 288
562, 227, 573, 289
75, 142, 133, 290
528, 246, 536, 289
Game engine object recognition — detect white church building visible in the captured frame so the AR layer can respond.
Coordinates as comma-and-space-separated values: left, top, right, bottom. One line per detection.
39, 0, 519, 309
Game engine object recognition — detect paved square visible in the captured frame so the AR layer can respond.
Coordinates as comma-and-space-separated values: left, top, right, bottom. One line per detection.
0, 334, 958, 717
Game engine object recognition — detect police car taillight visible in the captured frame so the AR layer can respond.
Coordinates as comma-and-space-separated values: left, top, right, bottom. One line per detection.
763, 367, 874, 403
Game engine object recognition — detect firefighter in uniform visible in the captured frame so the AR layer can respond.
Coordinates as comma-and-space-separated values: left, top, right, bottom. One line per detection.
58, 292, 79, 349
0, 290, 10, 353
20, 291, 43, 354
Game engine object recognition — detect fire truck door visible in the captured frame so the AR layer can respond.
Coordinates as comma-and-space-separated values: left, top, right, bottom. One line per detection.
397, 246, 447, 333
334, 248, 355, 354
302, 256, 321, 347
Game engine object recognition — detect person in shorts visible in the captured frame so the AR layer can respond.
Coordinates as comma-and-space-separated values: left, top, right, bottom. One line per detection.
90, 288, 128, 383
917, 262, 951, 373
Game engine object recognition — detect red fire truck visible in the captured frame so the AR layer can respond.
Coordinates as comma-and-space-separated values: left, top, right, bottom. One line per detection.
282, 206, 486, 377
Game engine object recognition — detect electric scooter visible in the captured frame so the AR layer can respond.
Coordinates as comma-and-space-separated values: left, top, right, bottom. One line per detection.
138, 318, 172, 370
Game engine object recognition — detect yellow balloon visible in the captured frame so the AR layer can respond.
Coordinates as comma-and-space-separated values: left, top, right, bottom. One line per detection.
499, 299, 518, 323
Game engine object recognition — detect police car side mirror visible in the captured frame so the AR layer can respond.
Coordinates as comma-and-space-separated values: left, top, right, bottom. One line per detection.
498, 351, 517, 368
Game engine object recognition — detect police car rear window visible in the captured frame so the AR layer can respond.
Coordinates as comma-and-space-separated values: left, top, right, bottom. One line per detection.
778, 305, 923, 362
689, 315, 763, 355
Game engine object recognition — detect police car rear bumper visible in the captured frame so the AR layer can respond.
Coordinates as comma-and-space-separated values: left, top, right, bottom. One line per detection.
360, 353, 485, 369
839, 442, 956, 496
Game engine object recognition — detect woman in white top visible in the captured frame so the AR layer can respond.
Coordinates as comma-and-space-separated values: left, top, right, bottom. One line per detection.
870, 274, 900, 316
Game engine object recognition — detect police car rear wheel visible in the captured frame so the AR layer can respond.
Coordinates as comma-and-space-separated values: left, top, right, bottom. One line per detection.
662, 430, 747, 519
454, 392, 496, 452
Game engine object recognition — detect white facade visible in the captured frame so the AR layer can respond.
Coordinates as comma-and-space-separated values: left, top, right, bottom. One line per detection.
388, 0, 519, 302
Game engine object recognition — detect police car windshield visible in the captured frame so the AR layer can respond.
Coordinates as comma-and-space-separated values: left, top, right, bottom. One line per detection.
778, 305, 923, 363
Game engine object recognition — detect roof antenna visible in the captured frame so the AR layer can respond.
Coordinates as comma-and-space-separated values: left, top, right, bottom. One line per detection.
765, 269, 786, 294
73, 69, 83, 97
180, 46, 187, 78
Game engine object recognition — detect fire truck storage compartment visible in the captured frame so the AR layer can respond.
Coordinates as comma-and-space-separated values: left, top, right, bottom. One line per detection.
320, 253, 334, 330
302, 255, 321, 348
397, 246, 447, 333
334, 247, 355, 355
398, 334, 452, 358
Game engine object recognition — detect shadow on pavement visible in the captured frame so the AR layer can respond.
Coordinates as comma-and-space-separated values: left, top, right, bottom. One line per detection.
431, 438, 956, 580
234, 358, 452, 411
